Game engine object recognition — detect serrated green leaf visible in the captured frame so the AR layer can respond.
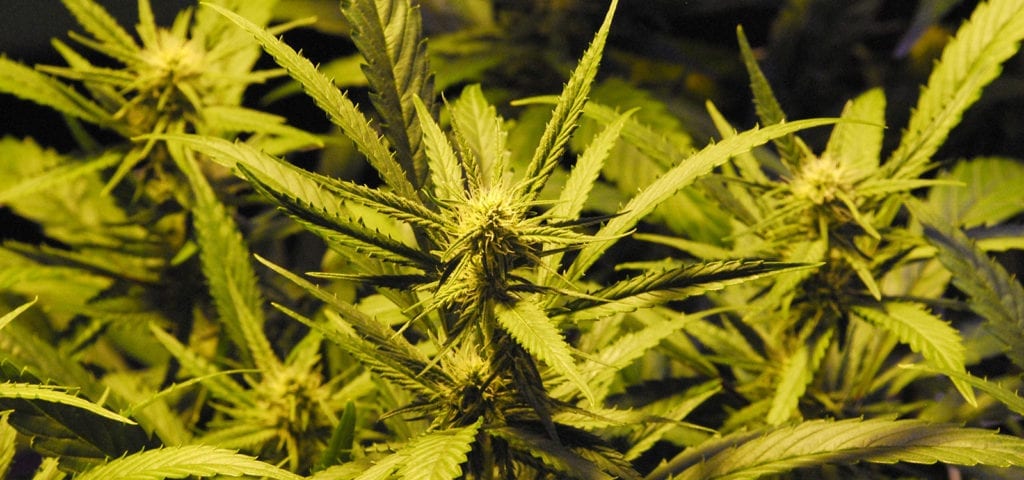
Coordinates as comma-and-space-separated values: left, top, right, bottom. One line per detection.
766, 344, 809, 426
61, 0, 137, 55
736, 25, 804, 169
342, 0, 434, 188
168, 143, 279, 372
0, 56, 111, 126
0, 150, 120, 204
76, 445, 304, 480
551, 109, 633, 223
201, 105, 323, 148
517, 89, 693, 181
900, 364, 1024, 417
927, 157, 1024, 228
552, 313, 694, 401
156, 133, 435, 267
196, 422, 280, 451
0, 383, 134, 425
564, 261, 817, 322
885, 0, 1024, 179
491, 426, 614, 480
625, 381, 721, 461
31, 457, 62, 480
909, 199, 1024, 369
241, 164, 434, 266
259, 258, 447, 396
824, 87, 885, 181
852, 302, 976, 406
148, 325, 251, 405
353, 421, 482, 480
413, 94, 465, 203
495, 297, 596, 405
515, 0, 619, 202
202, 2, 416, 198
0, 373, 154, 473
766, 330, 831, 427
449, 83, 509, 190
393, 417, 481, 480
566, 117, 838, 280
648, 417, 1024, 480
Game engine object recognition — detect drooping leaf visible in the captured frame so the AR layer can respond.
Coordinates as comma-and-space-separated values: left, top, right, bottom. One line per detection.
241, 164, 434, 267
201, 105, 323, 149
202, 2, 416, 198
75, 445, 304, 480
551, 313, 694, 401
0, 318, 114, 407
648, 417, 1024, 480
0, 151, 121, 204
341, 0, 435, 188
909, 199, 1024, 369
851, 302, 976, 405
257, 258, 448, 397
885, 0, 1024, 179
766, 344, 810, 426
515, 0, 619, 202
0, 382, 134, 425
0, 367, 155, 473
495, 297, 596, 405
158, 133, 434, 268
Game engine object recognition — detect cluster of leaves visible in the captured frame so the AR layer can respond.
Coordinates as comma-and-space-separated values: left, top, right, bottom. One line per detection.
0, 0, 1022, 479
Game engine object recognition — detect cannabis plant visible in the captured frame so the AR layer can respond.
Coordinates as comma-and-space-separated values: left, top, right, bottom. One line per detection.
0, 0, 326, 476
1, 0, 1024, 479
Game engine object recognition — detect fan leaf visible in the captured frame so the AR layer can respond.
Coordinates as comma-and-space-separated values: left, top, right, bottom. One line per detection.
885, 0, 1024, 179
202, 2, 416, 198
563, 260, 816, 322
648, 417, 1024, 480
515, 0, 619, 202
909, 199, 1024, 369
0, 56, 111, 126
851, 302, 976, 405
169, 143, 279, 372
341, 0, 434, 188
76, 445, 304, 480
495, 297, 596, 405
393, 417, 482, 480
566, 117, 838, 280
